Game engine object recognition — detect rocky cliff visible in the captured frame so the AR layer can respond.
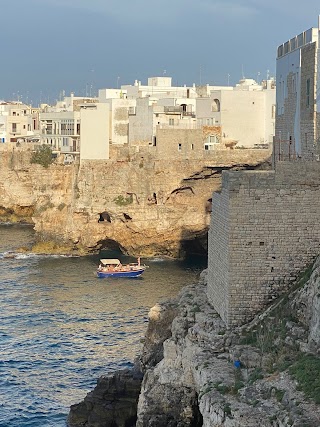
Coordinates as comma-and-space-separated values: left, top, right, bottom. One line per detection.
68, 258, 320, 427
0, 147, 271, 257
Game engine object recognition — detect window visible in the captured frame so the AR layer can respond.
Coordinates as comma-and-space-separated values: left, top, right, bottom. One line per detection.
169, 118, 174, 126
211, 99, 220, 112
204, 135, 218, 151
63, 137, 68, 147
178, 143, 182, 151
191, 143, 194, 150
306, 78, 311, 107
12, 123, 17, 133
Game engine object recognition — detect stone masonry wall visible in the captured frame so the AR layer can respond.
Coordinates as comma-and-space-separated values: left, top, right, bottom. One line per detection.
208, 185, 230, 322
208, 161, 320, 326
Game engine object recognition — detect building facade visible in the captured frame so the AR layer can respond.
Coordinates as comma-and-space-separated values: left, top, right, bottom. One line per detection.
275, 22, 320, 159
0, 102, 37, 143
197, 79, 276, 149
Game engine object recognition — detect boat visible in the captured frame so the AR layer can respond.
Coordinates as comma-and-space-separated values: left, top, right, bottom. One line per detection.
97, 257, 147, 278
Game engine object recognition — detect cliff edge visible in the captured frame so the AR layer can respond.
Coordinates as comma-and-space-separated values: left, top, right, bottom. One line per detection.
0, 148, 270, 257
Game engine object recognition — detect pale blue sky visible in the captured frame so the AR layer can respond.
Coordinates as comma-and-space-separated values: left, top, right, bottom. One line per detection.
1, 0, 320, 105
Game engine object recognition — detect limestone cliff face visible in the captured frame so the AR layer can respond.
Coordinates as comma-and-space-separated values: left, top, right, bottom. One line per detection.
135, 267, 320, 426
0, 147, 271, 257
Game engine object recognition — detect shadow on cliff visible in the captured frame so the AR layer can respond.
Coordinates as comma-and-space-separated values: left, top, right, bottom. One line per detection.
178, 227, 208, 267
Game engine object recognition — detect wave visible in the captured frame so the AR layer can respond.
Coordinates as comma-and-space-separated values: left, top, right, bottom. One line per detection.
0, 251, 79, 260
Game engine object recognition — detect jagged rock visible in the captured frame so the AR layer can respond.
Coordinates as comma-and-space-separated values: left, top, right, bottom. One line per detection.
136, 370, 202, 427
291, 258, 320, 353
139, 301, 178, 371
67, 368, 143, 427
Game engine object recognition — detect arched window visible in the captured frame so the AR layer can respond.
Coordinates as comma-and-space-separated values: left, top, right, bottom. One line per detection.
211, 99, 220, 112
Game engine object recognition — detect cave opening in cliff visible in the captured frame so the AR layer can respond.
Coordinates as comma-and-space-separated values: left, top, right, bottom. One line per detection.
97, 238, 126, 257
180, 235, 208, 264
98, 211, 111, 223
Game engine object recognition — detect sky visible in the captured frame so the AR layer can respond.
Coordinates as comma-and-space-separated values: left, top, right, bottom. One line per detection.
1, 0, 320, 106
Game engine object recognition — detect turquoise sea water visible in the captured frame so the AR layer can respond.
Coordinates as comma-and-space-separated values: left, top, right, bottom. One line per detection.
0, 224, 204, 427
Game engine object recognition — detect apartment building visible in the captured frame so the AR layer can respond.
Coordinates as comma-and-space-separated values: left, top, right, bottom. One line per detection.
0, 102, 38, 143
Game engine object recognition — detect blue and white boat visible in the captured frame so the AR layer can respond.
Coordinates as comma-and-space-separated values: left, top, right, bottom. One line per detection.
97, 258, 147, 278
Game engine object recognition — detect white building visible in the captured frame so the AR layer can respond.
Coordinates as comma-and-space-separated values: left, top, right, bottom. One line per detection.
39, 110, 81, 153
39, 93, 98, 154
98, 89, 135, 145
122, 76, 198, 100
196, 78, 276, 149
129, 96, 198, 146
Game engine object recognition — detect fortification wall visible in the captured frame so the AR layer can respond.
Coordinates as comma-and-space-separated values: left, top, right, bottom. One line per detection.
208, 161, 320, 326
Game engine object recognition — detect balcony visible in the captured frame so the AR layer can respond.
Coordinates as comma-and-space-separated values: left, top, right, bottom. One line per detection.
164, 106, 182, 114
182, 111, 196, 118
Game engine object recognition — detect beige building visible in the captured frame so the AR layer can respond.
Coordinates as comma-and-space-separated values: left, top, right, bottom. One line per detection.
0, 102, 37, 143
80, 103, 109, 162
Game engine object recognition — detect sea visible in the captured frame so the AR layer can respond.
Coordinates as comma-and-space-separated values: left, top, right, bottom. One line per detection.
0, 224, 205, 427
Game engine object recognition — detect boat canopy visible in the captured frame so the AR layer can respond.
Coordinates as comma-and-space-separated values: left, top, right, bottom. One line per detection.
100, 259, 121, 265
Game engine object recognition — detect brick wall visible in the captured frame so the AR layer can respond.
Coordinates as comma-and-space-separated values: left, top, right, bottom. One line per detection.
207, 161, 320, 326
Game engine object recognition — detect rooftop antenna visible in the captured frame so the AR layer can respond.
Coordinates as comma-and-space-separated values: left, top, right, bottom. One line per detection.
241, 64, 245, 79
257, 71, 261, 84
163, 69, 166, 75
199, 65, 202, 85
267, 69, 270, 80
89, 68, 95, 97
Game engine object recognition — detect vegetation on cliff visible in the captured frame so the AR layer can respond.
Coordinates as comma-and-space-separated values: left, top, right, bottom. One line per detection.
30, 145, 53, 168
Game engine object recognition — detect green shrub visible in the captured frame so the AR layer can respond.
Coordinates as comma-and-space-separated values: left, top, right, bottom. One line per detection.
113, 194, 133, 206
31, 145, 53, 168
289, 354, 320, 403
273, 387, 285, 402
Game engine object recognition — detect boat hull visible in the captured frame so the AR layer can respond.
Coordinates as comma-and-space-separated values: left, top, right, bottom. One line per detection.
97, 268, 145, 278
